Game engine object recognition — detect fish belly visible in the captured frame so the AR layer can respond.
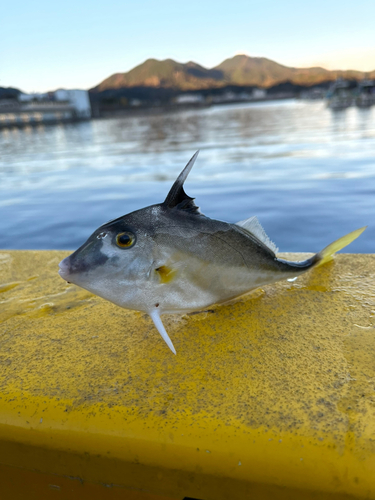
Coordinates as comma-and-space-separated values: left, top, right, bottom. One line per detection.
159, 260, 292, 314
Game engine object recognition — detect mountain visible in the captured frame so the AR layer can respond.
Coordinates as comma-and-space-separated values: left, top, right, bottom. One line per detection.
91, 55, 375, 93
215, 54, 374, 86
214, 55, 296, 86
215, 55, 327, 86
94, 58, 224, 92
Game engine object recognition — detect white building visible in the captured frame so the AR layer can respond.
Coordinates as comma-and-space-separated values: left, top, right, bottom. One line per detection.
252, 88, 266, 99
175, 94, 205, 104
54, 89, 91, 118
0, 89, 92, 128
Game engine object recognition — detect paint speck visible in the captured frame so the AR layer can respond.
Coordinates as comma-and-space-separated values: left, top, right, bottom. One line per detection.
300, 458, 303, 461
268, 438, 272, 441
279, 439, 282, 443
206, 450, 211, 453
287, 277, 298, 282
40, 418, 43, 424
48, 485, 60, 491
238, 461, 242, 466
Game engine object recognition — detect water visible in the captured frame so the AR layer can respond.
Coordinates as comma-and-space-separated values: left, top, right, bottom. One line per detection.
0, 99, 374, 252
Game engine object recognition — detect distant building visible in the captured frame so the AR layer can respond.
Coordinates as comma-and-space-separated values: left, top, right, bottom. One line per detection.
129, 98, 142, 107
210, 88, 268, 104
18, 92, 49, 102
211, 91, 236, 103
54, 89, 91, 118
238, 91, 251, 100
0, 89, 91, 128
175, 94, 205, 104
299, 87, 326, 100
252, 88, 266, 99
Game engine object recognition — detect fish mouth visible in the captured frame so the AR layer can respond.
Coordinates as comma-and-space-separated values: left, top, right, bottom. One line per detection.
58, 257, 71, 282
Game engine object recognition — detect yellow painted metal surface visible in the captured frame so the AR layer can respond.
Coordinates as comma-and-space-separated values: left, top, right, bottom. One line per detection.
0, 250, 374, 500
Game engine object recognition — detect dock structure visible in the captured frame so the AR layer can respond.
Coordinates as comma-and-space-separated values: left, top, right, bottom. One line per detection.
0, 250, 374, 499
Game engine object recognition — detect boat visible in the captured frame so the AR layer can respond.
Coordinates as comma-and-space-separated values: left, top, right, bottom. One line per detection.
326, 79, 353, 109
355, 78, 375, 108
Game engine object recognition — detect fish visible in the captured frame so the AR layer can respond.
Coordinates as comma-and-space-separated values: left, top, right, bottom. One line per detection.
58, 151, 366, 354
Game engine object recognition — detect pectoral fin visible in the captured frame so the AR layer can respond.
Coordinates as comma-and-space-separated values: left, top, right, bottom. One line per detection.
155, 265, 177, 284
149, 308, 177, 355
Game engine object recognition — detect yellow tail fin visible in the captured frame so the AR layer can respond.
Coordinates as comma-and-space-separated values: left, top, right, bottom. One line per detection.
315, 226, 367, 268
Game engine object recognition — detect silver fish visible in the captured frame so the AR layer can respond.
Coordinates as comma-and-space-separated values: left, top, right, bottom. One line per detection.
58, 152, 366, 354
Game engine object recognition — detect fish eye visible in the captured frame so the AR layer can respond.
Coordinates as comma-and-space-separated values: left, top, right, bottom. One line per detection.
116, 231, 136, 248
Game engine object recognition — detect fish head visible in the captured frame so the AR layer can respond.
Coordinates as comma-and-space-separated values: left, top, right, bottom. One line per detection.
58, 206, 161, 307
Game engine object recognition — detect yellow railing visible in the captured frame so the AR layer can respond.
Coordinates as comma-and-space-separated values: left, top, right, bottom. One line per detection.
0, 250, 374, 499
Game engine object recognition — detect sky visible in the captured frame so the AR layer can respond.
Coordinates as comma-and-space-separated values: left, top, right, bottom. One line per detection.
2, 0, 375, 93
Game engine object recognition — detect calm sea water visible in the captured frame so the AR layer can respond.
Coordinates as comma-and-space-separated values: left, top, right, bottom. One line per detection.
0, 99, 374, 252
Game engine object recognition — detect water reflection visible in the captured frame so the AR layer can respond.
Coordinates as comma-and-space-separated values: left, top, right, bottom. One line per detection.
0, 100, 374, 251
